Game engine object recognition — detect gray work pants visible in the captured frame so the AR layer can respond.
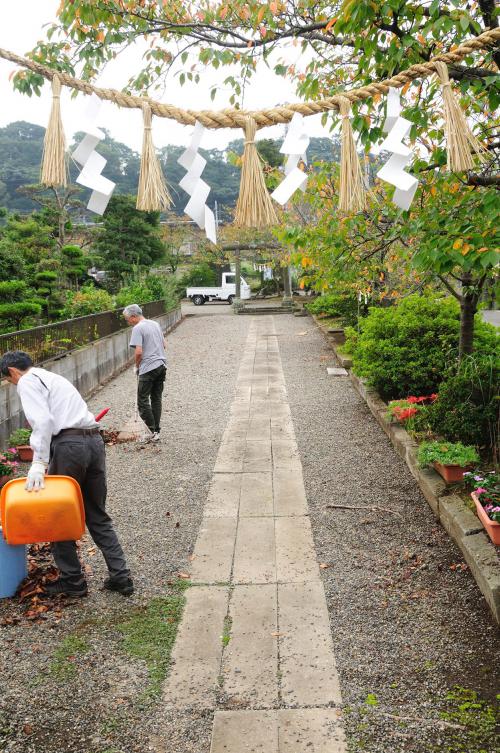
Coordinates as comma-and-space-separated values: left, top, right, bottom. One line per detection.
48, 432, 130, 586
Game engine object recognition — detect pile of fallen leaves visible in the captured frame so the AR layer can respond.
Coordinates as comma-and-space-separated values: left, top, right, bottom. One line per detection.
0, 543, 74, 626
100, 428, 121, 445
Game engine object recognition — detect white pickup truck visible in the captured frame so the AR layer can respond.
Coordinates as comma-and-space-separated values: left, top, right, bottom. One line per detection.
187, 272, 251, 305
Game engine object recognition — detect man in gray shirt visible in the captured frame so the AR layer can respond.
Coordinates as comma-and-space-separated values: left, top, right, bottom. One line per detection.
123, 304, 167, 443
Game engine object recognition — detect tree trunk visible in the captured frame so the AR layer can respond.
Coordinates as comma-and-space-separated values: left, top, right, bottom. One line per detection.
459, 295, 477, 359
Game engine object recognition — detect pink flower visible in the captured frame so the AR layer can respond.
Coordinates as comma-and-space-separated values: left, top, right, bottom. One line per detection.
475, 488, 487, 495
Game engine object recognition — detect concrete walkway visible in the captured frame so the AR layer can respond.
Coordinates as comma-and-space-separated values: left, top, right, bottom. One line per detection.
163, 318, 346, 752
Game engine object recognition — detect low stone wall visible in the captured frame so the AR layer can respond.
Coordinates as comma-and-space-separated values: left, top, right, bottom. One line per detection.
0, 307, 182, 446
310, 313, 500, 626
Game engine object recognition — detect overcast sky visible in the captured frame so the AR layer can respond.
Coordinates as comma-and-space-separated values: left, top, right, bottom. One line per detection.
0, 1, 332, 153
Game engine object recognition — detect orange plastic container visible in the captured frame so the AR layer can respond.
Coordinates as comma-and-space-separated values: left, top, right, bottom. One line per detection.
0, 476, 85, 545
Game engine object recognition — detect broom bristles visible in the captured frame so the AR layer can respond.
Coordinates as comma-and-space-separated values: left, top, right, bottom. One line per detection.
234, 117, 278, 228
40, 74, 67, 187
338, 97, 366, 215
435, 61, 486, 172
137, 103, 172, 211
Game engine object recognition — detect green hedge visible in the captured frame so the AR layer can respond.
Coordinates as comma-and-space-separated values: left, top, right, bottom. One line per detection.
346, 295, 499, 401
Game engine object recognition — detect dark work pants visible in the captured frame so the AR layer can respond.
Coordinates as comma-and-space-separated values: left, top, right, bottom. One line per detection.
48, 433, 130, 585
137, 364, 166, 433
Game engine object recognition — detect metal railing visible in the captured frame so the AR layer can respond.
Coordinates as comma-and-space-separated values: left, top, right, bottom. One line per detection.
0, 300, 168, 364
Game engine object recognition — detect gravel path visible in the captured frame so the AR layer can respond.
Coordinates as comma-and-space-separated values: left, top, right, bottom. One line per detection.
275, 313, 500, 753
1, 305, 499, 753
0, 305, 250, 753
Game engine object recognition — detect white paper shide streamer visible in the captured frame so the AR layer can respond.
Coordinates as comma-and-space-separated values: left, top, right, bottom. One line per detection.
72, 94, 115, 215
374, 88, 419, 211
177, 122, 217, 245
271, 113, 310, 205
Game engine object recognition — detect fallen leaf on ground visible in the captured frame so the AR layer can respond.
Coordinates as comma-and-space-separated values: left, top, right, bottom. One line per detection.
177, 572, 191, 579
319, 563, 331, 569
270, 631, 285, 637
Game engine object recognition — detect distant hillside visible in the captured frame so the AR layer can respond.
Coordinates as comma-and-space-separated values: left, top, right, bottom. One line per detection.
0, 120, 339, 218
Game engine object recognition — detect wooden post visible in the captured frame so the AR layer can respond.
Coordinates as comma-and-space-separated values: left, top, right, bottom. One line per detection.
233, 248, 245, 312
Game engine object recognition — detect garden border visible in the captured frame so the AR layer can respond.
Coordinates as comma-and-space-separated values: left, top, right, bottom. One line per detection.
309, 312, 500, 626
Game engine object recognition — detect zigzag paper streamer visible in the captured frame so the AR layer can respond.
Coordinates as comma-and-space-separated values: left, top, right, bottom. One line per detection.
177, 122, 217, 245
72, 94, 115, 215
271, 113, 310, 205
374, 88, 419, 211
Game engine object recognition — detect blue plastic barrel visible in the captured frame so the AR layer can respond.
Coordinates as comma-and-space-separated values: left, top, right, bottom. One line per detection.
0, 528, 27, 598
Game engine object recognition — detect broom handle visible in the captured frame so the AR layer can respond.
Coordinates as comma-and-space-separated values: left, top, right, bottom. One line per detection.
135, 373, 139, 421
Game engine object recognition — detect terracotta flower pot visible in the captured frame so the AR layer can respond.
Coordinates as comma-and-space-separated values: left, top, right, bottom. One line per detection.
0, 475, 12, 487
472, 492, 500, 546
16, 446, 33, 463
433, 462, 471, 483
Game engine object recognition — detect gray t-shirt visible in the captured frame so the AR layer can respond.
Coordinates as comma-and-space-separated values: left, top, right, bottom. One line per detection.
129, 319, 167, 375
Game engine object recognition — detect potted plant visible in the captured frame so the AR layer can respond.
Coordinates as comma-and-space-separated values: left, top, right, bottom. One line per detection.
417, 441, 480, 483
464, 470, 500, 546
0, 450, 19, 487
8, 428, 33, 462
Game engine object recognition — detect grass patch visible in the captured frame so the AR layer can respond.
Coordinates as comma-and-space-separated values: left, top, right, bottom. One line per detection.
432, 687, 499, 753
49, 634, 90, 680
222, 615, 232, 647
117, 591, 186, 697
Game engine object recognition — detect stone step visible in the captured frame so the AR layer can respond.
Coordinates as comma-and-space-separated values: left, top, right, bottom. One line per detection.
235, 306, 293, 315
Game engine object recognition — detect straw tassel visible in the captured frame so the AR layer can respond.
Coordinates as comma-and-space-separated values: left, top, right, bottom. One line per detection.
40, 74, 67, 187
137, 103, 172, 211
234, 117, 278, 228
434, 61, 485, 172
338, 96, 366, 214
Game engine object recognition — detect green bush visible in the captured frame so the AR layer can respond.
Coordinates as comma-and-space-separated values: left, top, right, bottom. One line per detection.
423, 355, 499, 455
0, 302, 42, 332
306, 292, 360, 327
62, 286, 114, 318
347, 295, 499, 401
8, 428, 32, 446
417, 440, 480, 468
180, 263, 217, 289
115, 283, 155, 308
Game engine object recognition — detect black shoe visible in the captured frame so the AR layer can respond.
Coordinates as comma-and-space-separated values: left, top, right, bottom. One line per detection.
103, 576, 134, 596
43, 578, 88, 598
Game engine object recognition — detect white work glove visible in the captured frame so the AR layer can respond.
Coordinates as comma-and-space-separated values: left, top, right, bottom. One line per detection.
25, 461, 47, 492
133, 366, 139, 376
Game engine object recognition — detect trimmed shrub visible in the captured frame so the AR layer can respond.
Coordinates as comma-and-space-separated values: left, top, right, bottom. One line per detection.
424, 355, 499, 456
62, 286, 114, 318
306, 292, 360, 327
347, 295, 499, 401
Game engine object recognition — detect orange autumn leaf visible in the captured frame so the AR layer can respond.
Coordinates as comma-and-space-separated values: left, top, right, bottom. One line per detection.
257, 6, 266, 22
452, 238, 463, 250
325, 17, 337, 32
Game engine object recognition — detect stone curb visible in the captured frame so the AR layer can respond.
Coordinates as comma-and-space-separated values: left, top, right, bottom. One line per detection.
310, 313, 500, 626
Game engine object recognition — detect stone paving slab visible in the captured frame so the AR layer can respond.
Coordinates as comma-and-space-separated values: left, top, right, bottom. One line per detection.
275, 516, 319, 582
163, 586, 228, 709
204, 474, 241, 518
222, 584, 278, 707
210, 709, 346, 753
210, 711, 278, 753
273, 470, 308, 516
278, 581, 342, 706
242, 440, 272, 472
190, 517, 237, 583
272, 439, 300, 471
239, 472, 274, 517
279, 709, 346, 752
233, 517, 276, 584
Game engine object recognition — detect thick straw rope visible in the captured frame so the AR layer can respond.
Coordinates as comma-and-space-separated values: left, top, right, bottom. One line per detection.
136, 103, 172, 211
0, 28, 498, 130
338, 96, 366, 214
234, 117, 279, 228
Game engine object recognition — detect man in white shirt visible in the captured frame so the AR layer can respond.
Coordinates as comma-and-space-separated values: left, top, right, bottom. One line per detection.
123, 304, 167, 443
0, 351, 133, 598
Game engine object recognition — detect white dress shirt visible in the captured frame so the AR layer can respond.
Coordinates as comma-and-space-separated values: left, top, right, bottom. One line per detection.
17, 367, 97, 465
